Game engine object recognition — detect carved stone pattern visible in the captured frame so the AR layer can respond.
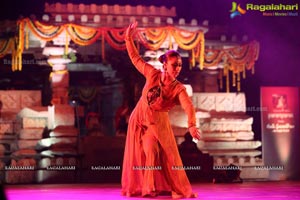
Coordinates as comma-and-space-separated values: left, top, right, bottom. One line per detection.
22, 118, 47, 128
21, 92, 42, 108
193, 93, 246, 113
0, 93, 18, 110
0, 91, 41, 112
0, 123, 12, 134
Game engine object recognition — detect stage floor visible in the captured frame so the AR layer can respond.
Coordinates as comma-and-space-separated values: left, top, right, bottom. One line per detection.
3, 181, 300, 200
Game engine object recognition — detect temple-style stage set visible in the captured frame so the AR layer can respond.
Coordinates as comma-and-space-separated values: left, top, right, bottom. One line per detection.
0, 2, 299, 199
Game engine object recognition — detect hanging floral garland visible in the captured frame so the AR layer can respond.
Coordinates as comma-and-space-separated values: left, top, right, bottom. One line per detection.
201, 49, 224, 67
2, 17, 258, 86
14, 18, 205, 69
136, 26, 205, 68
104, 28, 127, 50
66, 24, 102, 46
11, 19, 27, 71
171, 27, 203, 49
200, 41, 260, 92
25, 19, 65, 41
4, 18, 205, 71
0, 38, 14, 58
136, 27, 169, 50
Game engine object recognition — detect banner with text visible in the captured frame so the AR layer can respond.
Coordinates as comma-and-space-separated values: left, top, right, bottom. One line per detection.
261, 86, 299, 180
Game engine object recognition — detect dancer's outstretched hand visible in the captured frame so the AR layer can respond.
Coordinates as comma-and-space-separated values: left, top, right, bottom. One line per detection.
125, 21, 138, 39
189, 126, 201, 141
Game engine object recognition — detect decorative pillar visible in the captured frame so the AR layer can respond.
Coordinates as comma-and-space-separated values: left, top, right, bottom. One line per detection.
42, 31, 76, 105
47, 54, 71, 105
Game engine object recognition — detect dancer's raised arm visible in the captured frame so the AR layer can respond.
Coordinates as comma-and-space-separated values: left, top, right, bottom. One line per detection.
124, 21, 154, 76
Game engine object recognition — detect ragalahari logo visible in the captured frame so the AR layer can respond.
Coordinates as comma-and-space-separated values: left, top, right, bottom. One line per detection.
230, 2, 247, 18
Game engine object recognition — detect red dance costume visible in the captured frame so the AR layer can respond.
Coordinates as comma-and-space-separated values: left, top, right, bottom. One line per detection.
121, 34, 197, 198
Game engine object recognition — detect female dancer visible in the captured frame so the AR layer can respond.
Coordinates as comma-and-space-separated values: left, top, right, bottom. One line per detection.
121, 21, 201, 198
